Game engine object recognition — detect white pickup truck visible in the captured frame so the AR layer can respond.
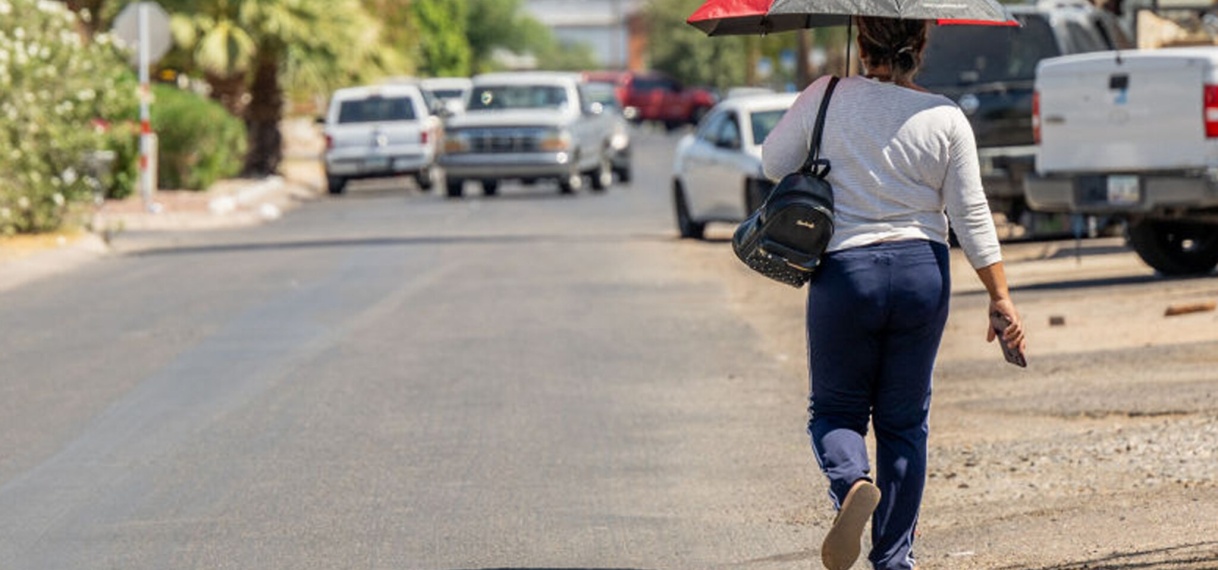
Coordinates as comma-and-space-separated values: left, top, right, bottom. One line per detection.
1025, 47, 1218, 275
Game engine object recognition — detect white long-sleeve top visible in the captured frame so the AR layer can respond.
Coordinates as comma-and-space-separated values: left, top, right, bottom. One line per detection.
762, 75, 1002, 270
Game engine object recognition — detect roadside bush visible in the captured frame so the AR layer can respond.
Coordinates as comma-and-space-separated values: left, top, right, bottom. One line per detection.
0, 0, 138, 235
151, 84, 246, 191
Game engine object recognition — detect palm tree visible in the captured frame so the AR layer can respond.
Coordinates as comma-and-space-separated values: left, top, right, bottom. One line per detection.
165, 0, 398, 176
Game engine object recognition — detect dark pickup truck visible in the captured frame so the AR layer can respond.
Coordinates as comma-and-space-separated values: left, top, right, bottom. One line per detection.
915, 0, 1132, 225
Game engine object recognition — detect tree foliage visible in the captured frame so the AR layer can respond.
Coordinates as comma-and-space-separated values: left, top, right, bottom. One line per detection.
644, 0, 851, 91
645, 0, 749, 89
156, 0, 400, 176
413, 0, 471, 77
1, 0, 137, 234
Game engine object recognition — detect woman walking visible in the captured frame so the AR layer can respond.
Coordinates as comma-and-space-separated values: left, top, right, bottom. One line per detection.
761, 16, 1027, 570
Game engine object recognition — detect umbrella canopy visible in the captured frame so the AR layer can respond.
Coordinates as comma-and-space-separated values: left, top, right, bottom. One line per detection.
687, 0, 1014, 36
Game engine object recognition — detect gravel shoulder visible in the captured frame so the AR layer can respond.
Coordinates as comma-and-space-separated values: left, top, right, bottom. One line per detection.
676, 230, 1218, 569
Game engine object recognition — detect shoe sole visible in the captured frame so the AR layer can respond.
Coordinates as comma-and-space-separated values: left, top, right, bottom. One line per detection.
821, 481, 881, 570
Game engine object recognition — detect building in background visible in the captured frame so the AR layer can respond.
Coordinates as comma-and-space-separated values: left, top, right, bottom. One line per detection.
524, 0, 647, 70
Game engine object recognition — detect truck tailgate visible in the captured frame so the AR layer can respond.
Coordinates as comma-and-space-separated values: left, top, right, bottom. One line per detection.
1036, 50, 1215, 173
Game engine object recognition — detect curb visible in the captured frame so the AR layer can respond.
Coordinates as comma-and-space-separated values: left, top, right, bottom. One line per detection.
0, 232, 109, 294
0, 175, 318, 294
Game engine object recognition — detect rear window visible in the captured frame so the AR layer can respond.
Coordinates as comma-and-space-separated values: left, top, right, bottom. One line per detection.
917, 15, 1060, 87
466, 85, 569, 111
430, 89, 466, 101
631, 77, 676, 92
750, 109, 787, 146
584, 82, 620, 109
337, 96, 417, 123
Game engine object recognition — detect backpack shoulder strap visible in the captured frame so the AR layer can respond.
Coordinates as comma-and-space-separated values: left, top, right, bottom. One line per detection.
800, 75, 840, 176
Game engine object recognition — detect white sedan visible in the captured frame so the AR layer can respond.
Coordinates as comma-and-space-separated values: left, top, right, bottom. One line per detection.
671, 92, 798, 239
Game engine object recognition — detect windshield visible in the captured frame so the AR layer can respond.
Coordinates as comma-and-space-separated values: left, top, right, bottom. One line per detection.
431, 89, 466, 101
750, 109, 787, 146
583, 82, 620, 109
337, 96, 417, 123
917, 15, 1059, 87
466, 85, 569, 111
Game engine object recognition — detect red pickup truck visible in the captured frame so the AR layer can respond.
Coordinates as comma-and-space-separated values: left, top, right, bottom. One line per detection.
585, 71, 717, 130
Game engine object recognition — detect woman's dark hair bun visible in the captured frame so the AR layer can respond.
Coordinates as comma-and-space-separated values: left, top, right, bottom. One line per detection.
855, 17, 929, 83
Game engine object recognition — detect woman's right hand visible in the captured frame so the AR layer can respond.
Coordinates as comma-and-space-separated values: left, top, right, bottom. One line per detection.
987, 297, 1025, 353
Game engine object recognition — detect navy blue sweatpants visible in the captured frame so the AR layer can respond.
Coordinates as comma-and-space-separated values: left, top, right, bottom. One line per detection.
805, 239, 951, 570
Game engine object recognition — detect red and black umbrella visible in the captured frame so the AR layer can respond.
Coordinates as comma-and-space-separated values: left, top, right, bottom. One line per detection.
687, 0, 1015, 36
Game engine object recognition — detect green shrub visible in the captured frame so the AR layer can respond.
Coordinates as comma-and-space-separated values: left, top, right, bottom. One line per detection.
151, 84, 246, 191
0, 0, 138, 235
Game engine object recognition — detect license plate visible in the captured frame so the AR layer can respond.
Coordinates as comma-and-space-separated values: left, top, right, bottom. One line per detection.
1106, 175, 1139, 205
364, 157, 390, 171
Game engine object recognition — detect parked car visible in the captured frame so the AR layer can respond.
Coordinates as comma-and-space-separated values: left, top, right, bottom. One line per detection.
915, 0, 1133, 223
671, 92, 798, 239
420, 77, 473, 116
321, 83, 443, 195
581, 79, 633, 183
586, 70, 718, 130
438, 71, 616, 198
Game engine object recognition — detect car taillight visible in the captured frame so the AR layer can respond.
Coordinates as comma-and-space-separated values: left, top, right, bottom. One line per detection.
1205, 85, 1218, 138
325, 134, 334, 150
1032, 90, 1040, 145
421, 130, 429, 144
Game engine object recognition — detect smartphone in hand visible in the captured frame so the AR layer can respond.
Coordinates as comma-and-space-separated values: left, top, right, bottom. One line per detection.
990, 311, 1027, 368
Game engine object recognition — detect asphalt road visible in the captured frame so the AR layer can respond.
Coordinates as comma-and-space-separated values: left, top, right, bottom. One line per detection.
0, 130, 826, 569
4, 127, 1217, 570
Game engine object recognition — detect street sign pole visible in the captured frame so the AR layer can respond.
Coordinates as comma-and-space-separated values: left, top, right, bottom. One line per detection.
137, 3, 157, 212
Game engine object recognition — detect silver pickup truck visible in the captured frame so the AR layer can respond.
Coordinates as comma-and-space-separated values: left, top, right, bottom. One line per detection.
1027, 48, 1218, 275
438, 72, 616, 198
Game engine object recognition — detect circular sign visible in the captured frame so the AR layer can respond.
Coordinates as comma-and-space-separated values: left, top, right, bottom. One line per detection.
112, 2, 173, 66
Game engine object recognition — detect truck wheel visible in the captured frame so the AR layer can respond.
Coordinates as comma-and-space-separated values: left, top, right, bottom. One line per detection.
326, 175, 347, 195
690, 106, 709, 126
481, 179, 499, 197
615, 164, 632, 184
590, 153, 613, 191
559, 171, 582, 194
445, 179, 464, 199
1127, 220, 1218, 276
415, 168, 435, 192
744, 178, 773, 213
673, 183, 705, 240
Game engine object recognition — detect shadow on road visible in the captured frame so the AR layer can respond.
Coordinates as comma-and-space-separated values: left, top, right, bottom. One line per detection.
123, 232, 673, 258
999, 541, 1218, 570
949, 271, 1218, 297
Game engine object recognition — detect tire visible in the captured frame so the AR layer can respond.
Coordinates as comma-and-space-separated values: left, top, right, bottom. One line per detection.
590, 152, 613, 191
1127, 220, 1218, 275
559, 170, 582, 195
415, 167, 435, 191
673, 183, 705, 240
690, 106, 709, 126
744, 178, 773, 213
326, 175, 347, 195
481, 179, 499, 197
445, 179, 464, 199
615, 164, 632, 184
